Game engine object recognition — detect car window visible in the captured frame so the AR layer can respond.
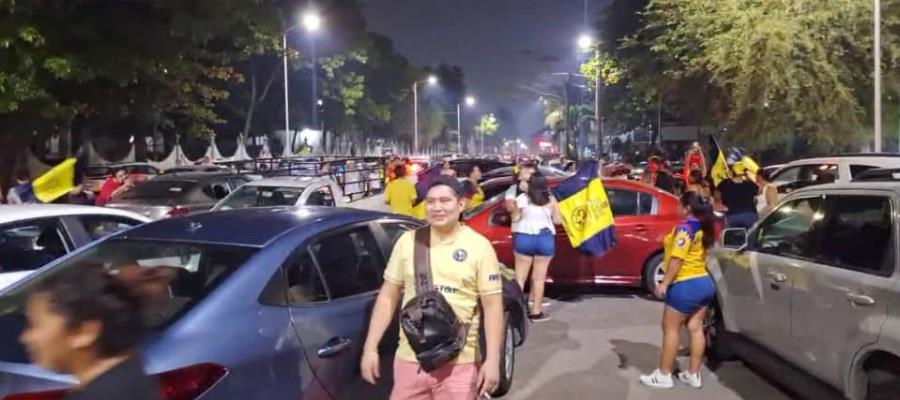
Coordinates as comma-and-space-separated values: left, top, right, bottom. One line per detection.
772, 166, 800, 184
227, 177, 249, 190
381, 222, 418, 247
0, 240, 256, 328
0, 218, 69, 273
817, 195, 893, 275
123, 180, 196, 199
310, 228, 383, 298
801, 164, 838, 185
284, 250, 329, 305
608, 189, 638, 216
79, 216, 143, 241
850, 165, 878, 178
754, 196, 824, 260
306, 185, 335, 207
202, 181, 231, 200
219, 185, 305, 209
638, 192, 655, 215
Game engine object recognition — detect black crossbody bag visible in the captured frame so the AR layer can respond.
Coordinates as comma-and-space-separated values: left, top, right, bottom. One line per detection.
399, 227, 474, 372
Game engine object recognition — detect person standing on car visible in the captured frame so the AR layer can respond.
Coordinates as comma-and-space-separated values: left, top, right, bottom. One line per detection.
95, 168, 133, 206
756, 168, 779, 215
384, 164, 417, 218
640, 192, 717, 390
19, 264, 161, 400
460, 165, 484, 210
361, 176, 505, 399
716, 162, 759, 228
510, 175, 562, 322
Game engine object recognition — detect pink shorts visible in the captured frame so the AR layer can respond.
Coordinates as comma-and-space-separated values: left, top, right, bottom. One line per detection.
390, 359, 479, 400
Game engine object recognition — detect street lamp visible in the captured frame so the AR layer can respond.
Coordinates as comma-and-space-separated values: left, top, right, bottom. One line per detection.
456, 96, 476, 152
577, 34, 593, 52
283, 11, 323, 149
413, 74, 438, 154
577, 34, 604, 161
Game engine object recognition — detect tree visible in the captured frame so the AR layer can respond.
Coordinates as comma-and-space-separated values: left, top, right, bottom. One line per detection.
639, 0, 900, 151
474, 113, 499, 153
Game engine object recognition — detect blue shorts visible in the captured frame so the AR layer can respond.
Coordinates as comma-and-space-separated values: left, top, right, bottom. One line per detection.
513, 228, 555, 257
665, 276, 716, 315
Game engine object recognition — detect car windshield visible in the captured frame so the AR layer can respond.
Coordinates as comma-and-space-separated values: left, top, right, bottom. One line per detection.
219, 185, 306, 209
0, 239, 256, 363
122, 180, 196, 200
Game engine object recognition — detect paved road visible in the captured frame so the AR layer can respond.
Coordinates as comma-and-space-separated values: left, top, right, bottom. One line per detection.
504, 289, 794, 400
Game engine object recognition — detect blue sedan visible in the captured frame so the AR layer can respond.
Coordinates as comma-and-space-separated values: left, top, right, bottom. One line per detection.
0, 207, 527, 399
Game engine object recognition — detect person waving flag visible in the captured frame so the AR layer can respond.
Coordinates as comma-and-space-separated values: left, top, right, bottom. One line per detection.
31, 157, 85, 203
551, 160, 616, 257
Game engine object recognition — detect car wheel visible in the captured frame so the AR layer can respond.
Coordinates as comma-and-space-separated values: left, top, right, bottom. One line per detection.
867, 365, 900, 400
642, 253, 665, 297
494, 315, 516, 397
704, 303, 736, 362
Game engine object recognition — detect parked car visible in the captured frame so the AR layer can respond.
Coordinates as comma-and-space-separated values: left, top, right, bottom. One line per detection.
0, 207, 528, 399
478, 166, 567, 182
84, 162, 161, 193
447, 159, 513, 177
106, 171, 250, 219
768, 154, 900, 199
162, 164, 232, 175
0, 205, 149, 289
211, 176, 346, 211
709, 181, 900, 400
465, 176, 681, 294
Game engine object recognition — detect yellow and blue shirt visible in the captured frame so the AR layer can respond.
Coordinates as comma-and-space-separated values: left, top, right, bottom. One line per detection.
383, 226, 502, 364
384, 177, 417, 218
662, 217, 709, 283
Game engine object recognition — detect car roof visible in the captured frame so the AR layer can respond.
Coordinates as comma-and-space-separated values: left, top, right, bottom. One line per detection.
118, 206, 402, 247
480, 175, 668, 193
784, 156, 900, 166
791, 181, 900, 195
240, 176, 333, 188
0, 204, 151, 225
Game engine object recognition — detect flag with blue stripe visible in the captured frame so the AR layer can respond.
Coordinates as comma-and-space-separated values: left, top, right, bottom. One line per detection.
412, 164, 442, 219
552, 160, 617, 257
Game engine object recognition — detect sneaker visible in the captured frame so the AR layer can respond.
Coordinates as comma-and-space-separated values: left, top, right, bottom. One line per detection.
528, 312, 550, 322
677, 371, 702, 389
639, 369, 674, 389
528, 300, 552, 308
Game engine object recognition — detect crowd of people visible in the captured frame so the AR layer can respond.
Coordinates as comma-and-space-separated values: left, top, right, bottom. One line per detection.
1, 167, 135, 207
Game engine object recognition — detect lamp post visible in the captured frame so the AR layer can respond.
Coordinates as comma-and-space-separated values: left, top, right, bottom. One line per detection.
578, 34, 603, 160
413, 75, 438, 154
282, 11, 322, 148
455, 96, 476, 153
874, 0, 882, 152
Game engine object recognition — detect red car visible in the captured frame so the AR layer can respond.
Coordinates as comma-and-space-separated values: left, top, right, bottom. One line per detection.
463, 176, 681, 293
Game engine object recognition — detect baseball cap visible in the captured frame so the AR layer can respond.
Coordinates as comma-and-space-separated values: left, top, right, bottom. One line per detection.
426, 175, 465, 197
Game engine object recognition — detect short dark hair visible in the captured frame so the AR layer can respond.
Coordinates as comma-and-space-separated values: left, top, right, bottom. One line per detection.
112, 168, 127, 176
393, 164, 407, 177
459, 164, 480, 178
33, 264, 144, 357
427, 175, 464, 198
15, 169, 30, 181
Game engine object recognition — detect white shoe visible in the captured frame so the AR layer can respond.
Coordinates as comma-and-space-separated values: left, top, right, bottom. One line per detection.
677, 370, 702, 388
527, 300, 551, 308
639, 369, 674, 389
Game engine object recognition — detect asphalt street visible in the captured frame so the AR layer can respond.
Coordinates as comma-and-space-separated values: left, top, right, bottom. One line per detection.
504, 289, 794, 400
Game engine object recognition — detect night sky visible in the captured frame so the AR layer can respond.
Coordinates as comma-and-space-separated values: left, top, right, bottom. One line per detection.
363, 0, 609, 137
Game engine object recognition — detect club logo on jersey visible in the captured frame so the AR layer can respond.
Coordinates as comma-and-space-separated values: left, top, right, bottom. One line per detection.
453, 249, 468, 262
677, 238, 687, 247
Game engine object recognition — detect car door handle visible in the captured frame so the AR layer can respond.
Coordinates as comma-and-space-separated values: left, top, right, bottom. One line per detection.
846, 293, 876, 307
767, 272, 787, 283
318, 337, 352, 358
634, 224, 649, 233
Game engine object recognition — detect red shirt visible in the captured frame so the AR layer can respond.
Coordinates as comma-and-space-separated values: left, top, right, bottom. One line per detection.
95, 178, 123, 206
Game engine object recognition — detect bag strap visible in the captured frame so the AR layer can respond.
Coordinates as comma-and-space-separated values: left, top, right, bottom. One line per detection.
413, 227, 432, 296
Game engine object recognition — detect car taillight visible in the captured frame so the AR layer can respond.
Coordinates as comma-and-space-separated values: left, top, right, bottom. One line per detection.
3, 390, 66, 400
158, 363, 227, 400
167, 206, 190, 217
3, 363, 226, 400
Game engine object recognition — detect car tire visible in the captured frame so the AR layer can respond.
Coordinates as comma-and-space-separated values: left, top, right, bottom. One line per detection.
705, 303, 736, 362
642, 253, 665, 298
867, 365, 900, 400
494, 314, 516, 397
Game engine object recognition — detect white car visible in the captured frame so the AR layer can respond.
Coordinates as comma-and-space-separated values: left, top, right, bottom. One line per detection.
211, 176, 346, 211
0, 204, 151, 290
769, 155, 900, 199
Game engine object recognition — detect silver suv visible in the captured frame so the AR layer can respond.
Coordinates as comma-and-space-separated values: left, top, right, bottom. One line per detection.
709, 181, 900, 400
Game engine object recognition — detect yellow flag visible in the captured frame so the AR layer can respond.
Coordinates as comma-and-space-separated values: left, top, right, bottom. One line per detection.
708, 137, 730, 186
32, 158, 77, 203
553, 161, 617, 256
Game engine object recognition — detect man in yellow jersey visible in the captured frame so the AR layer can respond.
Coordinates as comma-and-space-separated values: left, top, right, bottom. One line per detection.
460, 165, 485, 210
384, 164, 417, 218
361, 175, 505, 400
641, 192, 717, 390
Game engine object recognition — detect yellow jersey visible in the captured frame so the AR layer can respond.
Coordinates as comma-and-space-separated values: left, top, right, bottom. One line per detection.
383, 226, 503, 364
466, 185, 485, 210
384, 177, 417, 218
662, 218, 709, 283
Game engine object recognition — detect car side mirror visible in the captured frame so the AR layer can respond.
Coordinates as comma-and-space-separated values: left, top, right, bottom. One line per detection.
721, 228, 748, 250
490, 209, 512, 227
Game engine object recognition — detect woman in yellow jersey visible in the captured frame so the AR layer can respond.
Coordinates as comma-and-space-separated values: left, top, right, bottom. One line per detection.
460, 165, 485, 210
640, 192, 717, 390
